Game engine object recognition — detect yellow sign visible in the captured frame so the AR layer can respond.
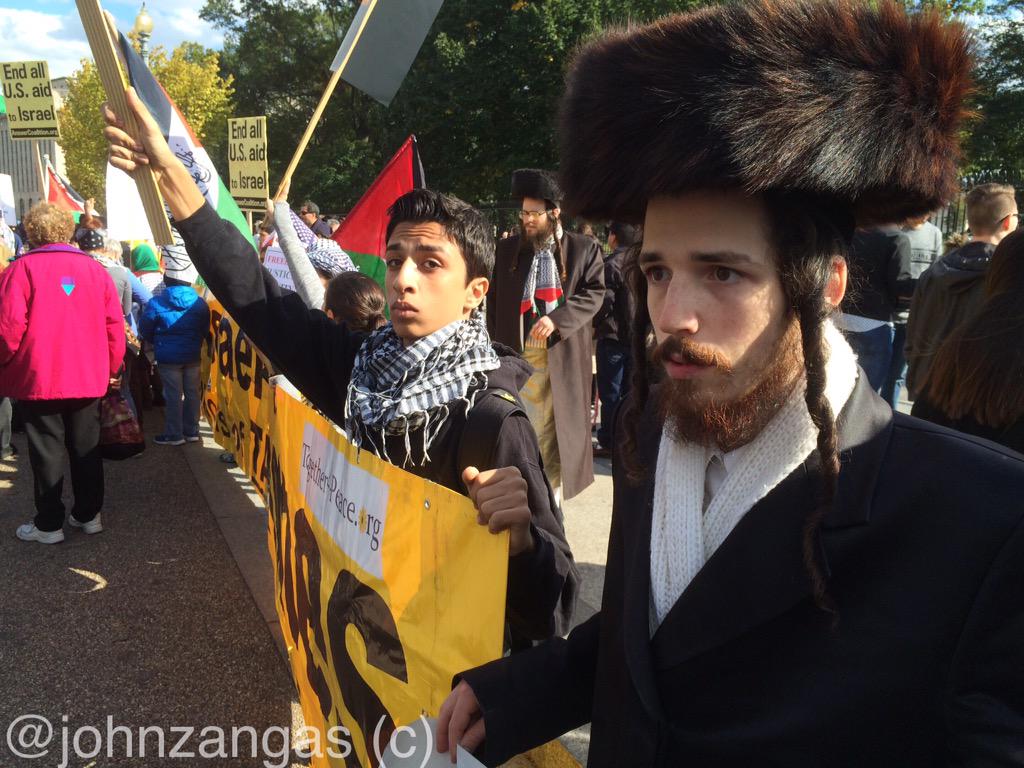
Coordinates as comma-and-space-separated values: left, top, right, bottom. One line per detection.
201, 300, 508, 767
1, 61, 59, 140
228, 116, 268, 210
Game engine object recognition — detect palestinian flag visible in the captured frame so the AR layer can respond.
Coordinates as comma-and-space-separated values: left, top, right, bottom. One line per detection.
117, 32, 250, 246
44, 157, 86, 214
332, 136, 424, 284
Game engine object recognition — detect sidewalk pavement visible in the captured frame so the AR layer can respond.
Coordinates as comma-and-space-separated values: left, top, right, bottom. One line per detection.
0, 405, 614, 768
0, 411, 305, 767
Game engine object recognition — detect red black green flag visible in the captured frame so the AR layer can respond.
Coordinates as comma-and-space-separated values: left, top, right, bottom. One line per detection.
332, 135, 425, 285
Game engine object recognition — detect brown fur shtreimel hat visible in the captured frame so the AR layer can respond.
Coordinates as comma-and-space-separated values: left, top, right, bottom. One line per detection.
558, 0, 974, 226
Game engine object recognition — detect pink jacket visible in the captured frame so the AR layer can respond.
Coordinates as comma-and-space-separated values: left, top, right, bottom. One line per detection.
0, 244, 126, 400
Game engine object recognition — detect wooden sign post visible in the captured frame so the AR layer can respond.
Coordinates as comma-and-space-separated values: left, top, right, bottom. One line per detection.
75, 0, 173, 244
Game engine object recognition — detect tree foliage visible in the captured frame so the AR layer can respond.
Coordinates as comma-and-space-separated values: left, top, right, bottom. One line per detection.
58, 42, 234, 207
201, 0, 708, 213
963, 3, 1024, 178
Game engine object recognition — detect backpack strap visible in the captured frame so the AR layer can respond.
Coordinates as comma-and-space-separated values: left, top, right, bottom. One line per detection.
457, 388, 524, 479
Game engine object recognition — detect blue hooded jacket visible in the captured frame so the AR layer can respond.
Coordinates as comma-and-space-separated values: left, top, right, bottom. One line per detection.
139, 284, 209, 365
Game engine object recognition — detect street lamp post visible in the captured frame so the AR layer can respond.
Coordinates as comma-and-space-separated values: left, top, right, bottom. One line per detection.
133, 3, 154, 63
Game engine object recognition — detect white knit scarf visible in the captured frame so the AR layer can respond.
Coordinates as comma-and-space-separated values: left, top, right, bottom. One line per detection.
649, 321, 859, 631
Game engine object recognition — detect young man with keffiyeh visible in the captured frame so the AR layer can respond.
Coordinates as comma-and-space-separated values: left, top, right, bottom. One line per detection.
436, 1, 1024, 765
102, 94, 579, 649
487, 169, 605, 506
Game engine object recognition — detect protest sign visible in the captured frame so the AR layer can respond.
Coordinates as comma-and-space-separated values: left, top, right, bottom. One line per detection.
106, 163, 155, 242
228, 116, 269, 210
200, 299, 508, 767
262, 245, 296, 292
1, 60, 59, 140
0, 174, 15, 223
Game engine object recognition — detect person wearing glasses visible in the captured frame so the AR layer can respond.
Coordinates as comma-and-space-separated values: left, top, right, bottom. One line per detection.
487, 169, 604, 506
905, 183, 1019, 401
297, 199, 333, 238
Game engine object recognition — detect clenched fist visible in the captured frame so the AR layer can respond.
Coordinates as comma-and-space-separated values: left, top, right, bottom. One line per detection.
462, 465, 534, 556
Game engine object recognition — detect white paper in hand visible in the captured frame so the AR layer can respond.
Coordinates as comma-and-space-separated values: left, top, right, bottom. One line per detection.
377, 717, 486, 768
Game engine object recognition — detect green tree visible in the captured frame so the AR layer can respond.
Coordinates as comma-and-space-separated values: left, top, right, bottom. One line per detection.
963, 3, 1024, 178
58, 42, 235, 207
201, 0, 708, 213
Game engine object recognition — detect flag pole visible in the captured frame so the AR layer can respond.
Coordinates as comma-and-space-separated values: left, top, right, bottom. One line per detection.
274, 0, 378, 198
76, 0, 173, 244
33, 141, 46, 202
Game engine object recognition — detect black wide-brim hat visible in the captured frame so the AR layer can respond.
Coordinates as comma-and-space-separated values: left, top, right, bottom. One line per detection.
558, 0, 975, 226
510, 169, 563, 206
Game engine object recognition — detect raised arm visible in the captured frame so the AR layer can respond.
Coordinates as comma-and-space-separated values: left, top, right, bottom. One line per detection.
274, 200, 326, 310
103, 87, 361, 420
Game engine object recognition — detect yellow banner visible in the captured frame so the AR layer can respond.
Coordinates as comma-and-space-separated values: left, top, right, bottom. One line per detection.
201, 301, 508, 767
1, 61, 60, 140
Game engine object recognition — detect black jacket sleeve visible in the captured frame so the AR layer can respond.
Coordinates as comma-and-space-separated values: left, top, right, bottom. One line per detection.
458, 614, 600, 767
175, 202, 360, 422
492, 411, 580, 642
946, 512, 1024, 766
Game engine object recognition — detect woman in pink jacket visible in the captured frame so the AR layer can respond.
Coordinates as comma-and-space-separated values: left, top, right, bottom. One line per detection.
0, 204, 125, 544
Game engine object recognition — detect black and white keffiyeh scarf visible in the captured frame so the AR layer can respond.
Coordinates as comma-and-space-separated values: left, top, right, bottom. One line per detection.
344, 317, 500, 465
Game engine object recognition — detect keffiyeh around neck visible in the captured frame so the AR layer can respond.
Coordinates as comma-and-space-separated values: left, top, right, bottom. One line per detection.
521, 237, 564, 317
344, 316, 500, 465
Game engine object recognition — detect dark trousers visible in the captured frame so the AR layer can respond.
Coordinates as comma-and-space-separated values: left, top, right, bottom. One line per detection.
881, 321, 908, 409
21, 398, 103, 532
844, 324, 894, 395
0, 397, 12, 456
596, 337, 631, 448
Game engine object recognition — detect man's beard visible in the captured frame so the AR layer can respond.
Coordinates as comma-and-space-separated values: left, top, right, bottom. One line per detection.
653, 320, 804, 452
521, 216, 556, 250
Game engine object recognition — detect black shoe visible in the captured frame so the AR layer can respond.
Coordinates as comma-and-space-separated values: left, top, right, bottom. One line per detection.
593, 445, 612, 459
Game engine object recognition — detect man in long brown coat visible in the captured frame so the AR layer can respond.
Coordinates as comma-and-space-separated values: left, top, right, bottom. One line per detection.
487, 169, 604, 502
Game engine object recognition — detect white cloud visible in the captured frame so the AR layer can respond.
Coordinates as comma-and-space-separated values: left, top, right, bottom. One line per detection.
149, 0, 224, 52
0, 8, 91, 78
0, 2, 225, 80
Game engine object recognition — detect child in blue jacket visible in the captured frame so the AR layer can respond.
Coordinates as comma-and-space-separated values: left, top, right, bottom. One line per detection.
139, 278, 209, 445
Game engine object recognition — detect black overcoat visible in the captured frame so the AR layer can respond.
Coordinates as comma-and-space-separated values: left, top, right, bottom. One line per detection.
461, 375, 1024, 766
487, 232, 605, 500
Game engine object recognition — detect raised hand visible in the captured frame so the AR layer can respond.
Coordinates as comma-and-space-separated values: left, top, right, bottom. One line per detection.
101, 87, 204, 221
101, 87, 177, 183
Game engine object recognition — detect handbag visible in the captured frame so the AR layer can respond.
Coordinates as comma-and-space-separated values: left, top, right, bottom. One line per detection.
125, 320, 142, 357
99, 390, 146, 460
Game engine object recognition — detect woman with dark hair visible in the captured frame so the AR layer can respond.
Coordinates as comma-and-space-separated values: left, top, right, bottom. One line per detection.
912, 229, 1024, 452
323, 271, 387, 332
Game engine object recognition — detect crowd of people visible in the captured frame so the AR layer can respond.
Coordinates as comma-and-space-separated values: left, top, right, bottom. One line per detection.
2, 0, 1023, 763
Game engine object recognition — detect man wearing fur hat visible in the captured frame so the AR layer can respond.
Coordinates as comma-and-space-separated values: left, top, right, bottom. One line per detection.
487, 169, 604, 503
438, 1, 1024, 764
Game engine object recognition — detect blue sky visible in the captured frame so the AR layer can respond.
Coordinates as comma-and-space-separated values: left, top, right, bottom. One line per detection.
0, 0, 224, 79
